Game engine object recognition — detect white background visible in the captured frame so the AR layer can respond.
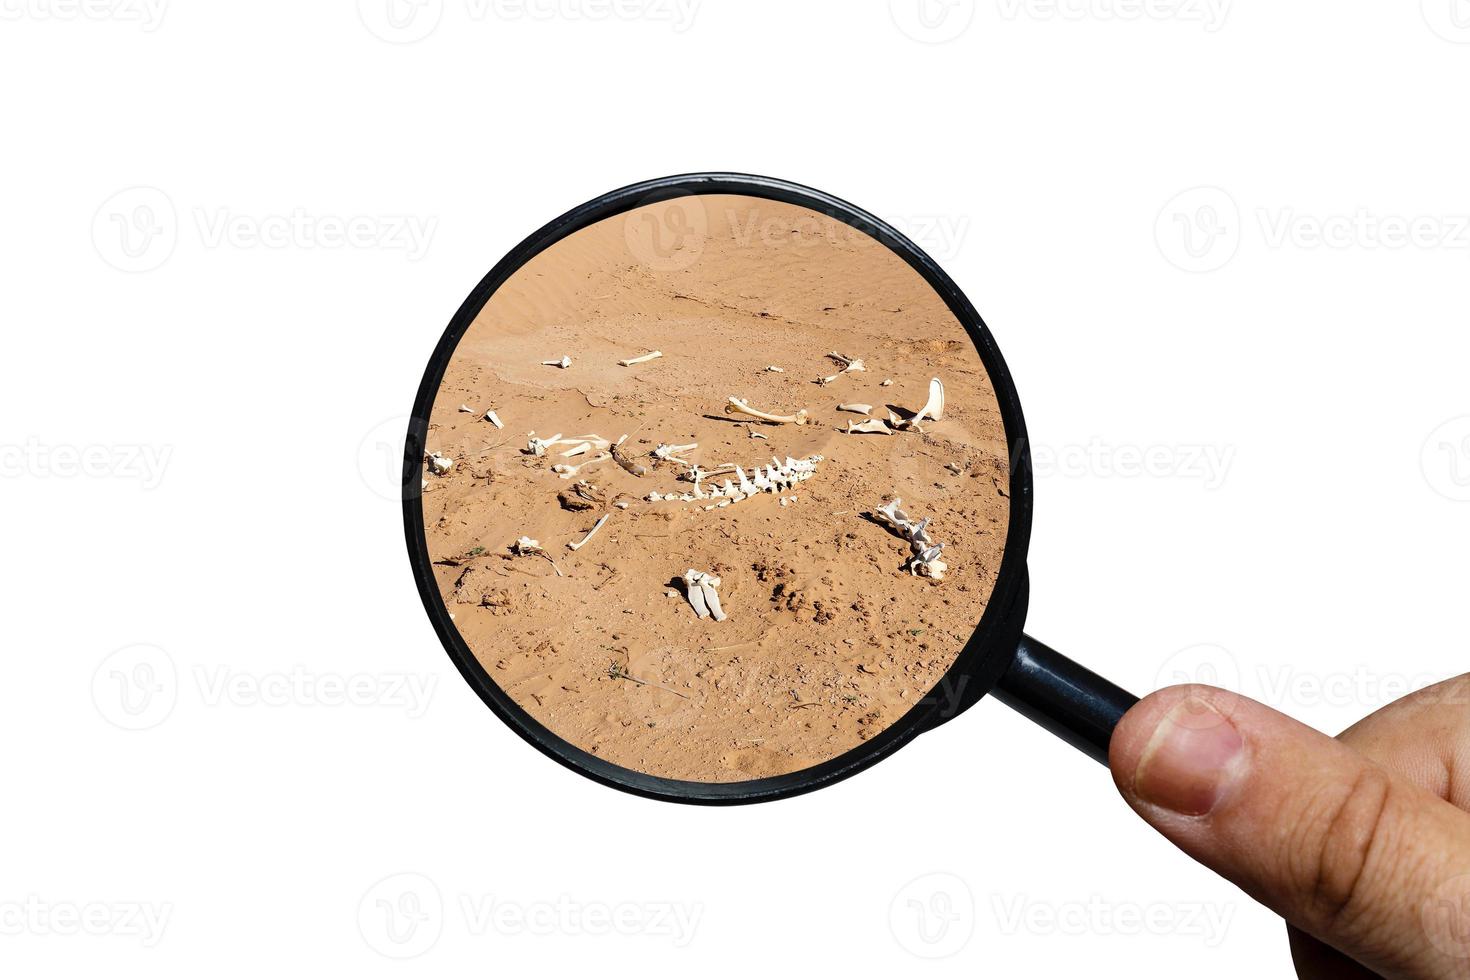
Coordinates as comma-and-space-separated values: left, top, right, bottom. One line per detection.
3, 1, 1468, 976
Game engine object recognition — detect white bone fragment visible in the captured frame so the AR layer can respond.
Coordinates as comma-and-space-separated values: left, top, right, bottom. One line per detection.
779, 497, 789, 507
618, 350, 662, 367
817, 352, 867, 385
872, 498, 948, 580
541, 356, 572, 369
837, 403, 873, 415
666, 590, 679, 599
913, 377, 945, 424
526, 433, 563, 457
880, 379, 893, 386
765, 366, 785, 373
421, 479, 428, 490
846, 419, 893, 436
559, 442, 592, 458
682, 570, 726, 621
726, 396, 808, 426
511, 536, 563, 576
615, 501, 629, 509
457, 404, 476, 414
552, 452, 610, 479
749, 430, 768, 440
484, 410, 504, 428
567, 514, 609, 551
426, 452, 453, 475
945, 462, 963, 475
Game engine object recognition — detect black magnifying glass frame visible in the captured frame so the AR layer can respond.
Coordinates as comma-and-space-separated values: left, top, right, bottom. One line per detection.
402, 172, 1135, 805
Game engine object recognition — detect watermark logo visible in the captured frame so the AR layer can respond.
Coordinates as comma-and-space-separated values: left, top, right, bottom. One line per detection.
1029, 438, 1235, 489
991, 894, 1234, 945
1422, 416, 1470, 502
0, 439, 172, 488
889, 872, 975, 958
359, 873, 444, 959
0, 897, 172, 946
1423, 873, 1470, 959
92, 644, 178, 731
358, 415, 422, 502
0, 0, 168, 30
357, 0, 444, 42
890, 0, 975, 42
1156, 186, 1240, 273
624, 194, 708, 272
1422, 0, 1470, 43
459, 894, 702, 945
92, 186, 177, 273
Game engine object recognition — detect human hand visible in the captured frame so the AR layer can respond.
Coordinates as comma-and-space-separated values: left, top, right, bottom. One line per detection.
1110, 676, 1470, 978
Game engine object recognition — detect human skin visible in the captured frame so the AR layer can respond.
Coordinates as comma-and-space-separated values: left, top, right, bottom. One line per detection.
1109, 675, 1470, 978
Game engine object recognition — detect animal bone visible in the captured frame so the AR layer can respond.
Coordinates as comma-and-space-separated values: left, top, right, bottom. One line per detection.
764, 365, 785, 373
817, 352, 867, 385
611, 435, 648, 476
484, 410, 504, 428
880, 379, 893, 387
846, 419, 893, 435
837, 403, 873, 414
426, 452, 453, 475
457, 404, 476, 414
913, 377, 945, 424
567, 514, 610, 551
526, 433, 610, 456
552, 452, 610, 479
681, 569, 726, 621
653, 443, 698, 466
618, 350, 662, 366
525, 433, 562, 457
511, 536, 563, 576
559, 442, 592, 458
725, 396, 808, 426
749, 430, 768, 440
542, 356, 572, 369
650, 455, 822, 508
872, 498, 948, 580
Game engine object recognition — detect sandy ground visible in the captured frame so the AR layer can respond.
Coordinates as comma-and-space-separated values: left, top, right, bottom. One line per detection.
421, 194, 1010, 782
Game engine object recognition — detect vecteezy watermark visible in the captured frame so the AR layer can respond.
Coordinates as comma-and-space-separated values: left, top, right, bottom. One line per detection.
1158, 187, 1470, 273
93, 187, 437, 272
1422, 0, 1470, 43
890, 0, 977, 43
995, 0, 1231, 32
92, 645, 438, 729
358, 874, 702, 958
990, 894, 1235, 946
1422, 416, 1470, 502
1028, 439, 1236, 489
0, 897, 173, 947
889, 872, 975, 959
358, 414, 423, 503
1156, 186, 1241, 273
359, 873, 444, 959
720, 204, 972, 262
0, 0, 168, 30
357, 0, 699, 43
1423, 872, 1470, 959
623, 193, 709, 272
92, 644, 179, 731
0, 438, 173, 489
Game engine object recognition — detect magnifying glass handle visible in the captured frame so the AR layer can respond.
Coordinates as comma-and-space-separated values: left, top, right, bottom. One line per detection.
991, 634, 1140, 765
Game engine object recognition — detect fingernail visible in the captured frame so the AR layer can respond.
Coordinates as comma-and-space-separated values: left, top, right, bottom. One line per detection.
1134, 697, 1244, 815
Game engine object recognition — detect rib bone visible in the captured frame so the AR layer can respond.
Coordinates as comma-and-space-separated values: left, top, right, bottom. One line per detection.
567, 514, 610, 551
618, 350, 662, 367
725, 396, 808, 426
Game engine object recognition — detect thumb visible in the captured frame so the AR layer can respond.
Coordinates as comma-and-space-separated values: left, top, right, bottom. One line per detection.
1109, 684, 1470, 979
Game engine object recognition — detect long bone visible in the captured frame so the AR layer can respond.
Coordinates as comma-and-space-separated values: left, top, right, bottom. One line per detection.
567, 514, 610, 551
725, 396, 808, 426
618, 350, 663, 366
552, 452, 610, 479
541, 356, 572, 369
526, 433, 610, 457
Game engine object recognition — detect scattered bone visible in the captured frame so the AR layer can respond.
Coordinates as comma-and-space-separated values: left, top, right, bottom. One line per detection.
557, 481, 602, 511
552, 452, 610, 479
880, 379, 893, 387
945, 462, 964, 475
541, 356, 572, 369
611, 435, 648, 476
484, 410, 504, 429
846, 419, 893, 436
653, 442, 698, 466
665, 590, 679, 599
526, 433, 610, 456
682, 569, 727, 621
525, 433, 562, 457
426, 452, 453, 475
749, 430, 768, 440
567, 514, 610, 551
618, 350, 663, 367
764, 365, 785, 373
511, 536, 563, 576
615, 501, 630, 509
457, 404, 476, 415
913, 377, 945, 424
726, 396, 808, 426
872, 498, 948, 580
650, 455, 823, 508
837, 403, 873, 415
817, 352, 867, 385
559, 442, 592, 458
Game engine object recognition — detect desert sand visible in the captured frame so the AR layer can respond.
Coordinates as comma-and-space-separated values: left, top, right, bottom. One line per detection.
421, 194, 1010, 782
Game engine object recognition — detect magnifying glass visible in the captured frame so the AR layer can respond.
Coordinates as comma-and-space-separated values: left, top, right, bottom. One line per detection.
404, 173, 1139, 804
